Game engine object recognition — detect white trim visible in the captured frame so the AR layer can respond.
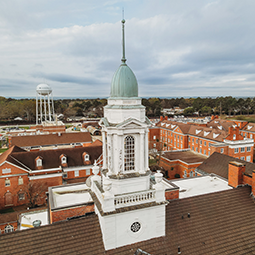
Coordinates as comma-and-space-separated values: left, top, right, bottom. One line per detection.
32, 167, 61, 173
0, 161, 30, 173
29, 173, 62, 180
63, 166, 92, 172
0, 173, 27, 179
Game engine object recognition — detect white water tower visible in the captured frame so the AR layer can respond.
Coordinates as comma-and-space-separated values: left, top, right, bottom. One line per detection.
36, 84, 55, 125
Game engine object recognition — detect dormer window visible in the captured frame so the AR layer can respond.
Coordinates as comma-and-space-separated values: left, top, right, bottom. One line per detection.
36, 158, 42, 167
85, 154, 89, 161
61, 156, 67, 164
233, 134, 236, 140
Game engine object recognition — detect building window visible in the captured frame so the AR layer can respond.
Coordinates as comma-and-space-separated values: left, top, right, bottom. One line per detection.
192, 138, 194, 142
18, 193, 25, 201
181, 144, 183, 149
241, 147, 245, 153
74, 170, 79, 177
247, 156, 251, 162
63, 173, 68, 178
233, 134, 236, 140
192, 146, 194, 151
177, 143, 179, 147
86, 169, 90, 175
188, 138, 190, 142
209, 143, 211, 147
190, 171, 194, 177
196, 139, 198, 144
250, 134, 253, 139
174, 142, 176, 147
183, 170, 187, 178
221, 148, 224, 153
181, 136, 183, 140
18, 177, 23, 185
204, 150, 206, 155
174, 134, 176, 138
204, 141, 206, 146
247, 147, 251, 152
208, 151, 211, 156
36, 158, 42, 167
84, 154, 89, 161
234, 148, 239, 153
200, 148, 202, 153
200, 140, 202, 145
124, 135, 135, 171
196, 147, 198, 152
240, 156, 245, 160
153, 136, 156, 140
153, 143, 156, 148
4, 225, 14, 233
5, 179, 10, 187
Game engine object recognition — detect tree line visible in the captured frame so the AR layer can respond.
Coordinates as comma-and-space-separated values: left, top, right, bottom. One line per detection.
1, 96, 255, 124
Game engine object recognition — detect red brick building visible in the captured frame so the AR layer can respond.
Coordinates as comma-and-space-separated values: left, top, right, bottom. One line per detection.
0, 141, 102, 210
149, 117, 254, 163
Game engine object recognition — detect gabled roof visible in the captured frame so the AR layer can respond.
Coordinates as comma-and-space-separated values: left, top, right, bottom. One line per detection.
6, 145, 102, 171
1, 187, 255, 254
10, 132, 92, 148
197, 152, 255, 179
0, 145, 26, 165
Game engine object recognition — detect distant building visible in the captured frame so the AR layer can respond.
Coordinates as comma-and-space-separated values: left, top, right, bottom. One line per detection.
8, 132, 92, 150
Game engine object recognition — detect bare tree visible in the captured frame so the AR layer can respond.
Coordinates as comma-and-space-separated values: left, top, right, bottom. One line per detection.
24, 182, 48, 208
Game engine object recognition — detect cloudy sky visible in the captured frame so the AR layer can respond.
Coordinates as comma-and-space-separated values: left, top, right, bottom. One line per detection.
1, 0, 255, 98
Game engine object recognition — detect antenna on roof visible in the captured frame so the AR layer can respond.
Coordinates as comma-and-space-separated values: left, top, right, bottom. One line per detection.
121, 9, 126, 64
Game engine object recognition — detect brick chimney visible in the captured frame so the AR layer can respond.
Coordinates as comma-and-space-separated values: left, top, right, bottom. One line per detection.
211, 115, 215, 120
160, 116, 163, 121
228, 161, 245, 188
165, 116, 168, 120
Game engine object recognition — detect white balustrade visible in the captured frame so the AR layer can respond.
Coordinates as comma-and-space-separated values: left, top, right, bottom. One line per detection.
114, 190, 156, 208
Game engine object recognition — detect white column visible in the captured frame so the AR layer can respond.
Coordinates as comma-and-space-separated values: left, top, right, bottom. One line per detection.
102, 131, 107, 169
107, 133, 112, 174
139, 131, 145, 173
113, 134, 118, 174
145, 129, 149, 170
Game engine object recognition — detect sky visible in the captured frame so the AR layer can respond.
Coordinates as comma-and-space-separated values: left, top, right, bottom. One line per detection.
1, 0, 255, 98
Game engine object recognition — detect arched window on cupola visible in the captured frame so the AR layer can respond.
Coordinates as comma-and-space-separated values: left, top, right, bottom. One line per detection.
124, 135, 135, 171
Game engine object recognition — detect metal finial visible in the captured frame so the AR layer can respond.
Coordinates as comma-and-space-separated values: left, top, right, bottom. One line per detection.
121, 13, 126, 64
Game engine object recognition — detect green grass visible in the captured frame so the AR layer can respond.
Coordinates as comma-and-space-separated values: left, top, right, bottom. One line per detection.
226, 115, 255, 123
149, 159, 157, 165
0, 148, 8, 153
0, 208, 15, 214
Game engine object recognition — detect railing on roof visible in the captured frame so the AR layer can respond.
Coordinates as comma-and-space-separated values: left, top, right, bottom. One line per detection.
114, 190, 156, 209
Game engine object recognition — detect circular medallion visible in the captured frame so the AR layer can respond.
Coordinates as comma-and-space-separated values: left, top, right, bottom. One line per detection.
130, 222, 141, 232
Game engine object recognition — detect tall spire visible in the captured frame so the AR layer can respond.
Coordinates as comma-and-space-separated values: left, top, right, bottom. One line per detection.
121, 19, 126, 64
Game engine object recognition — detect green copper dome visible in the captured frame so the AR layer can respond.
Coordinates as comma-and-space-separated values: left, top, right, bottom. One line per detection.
110, 63, 138, 98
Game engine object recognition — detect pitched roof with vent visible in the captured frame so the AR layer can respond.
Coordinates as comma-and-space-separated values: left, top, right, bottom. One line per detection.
10, 132, 92, 148
156, 120, 191, 134
0, 186, 255, 254
188, 125, 227, 142
197, 152, 255, 179
5, 144, 102, 171
207, 119, 237, 131
242, 122, 255, 132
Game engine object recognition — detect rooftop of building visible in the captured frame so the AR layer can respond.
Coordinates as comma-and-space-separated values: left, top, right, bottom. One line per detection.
197, 152, 255, 179
162, 150, 207, 164
171, 175, 232, 199
3, 142, 102, 171
9, 132, 92, 148
49, 183, 92, 210
0, 186, 254, 254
